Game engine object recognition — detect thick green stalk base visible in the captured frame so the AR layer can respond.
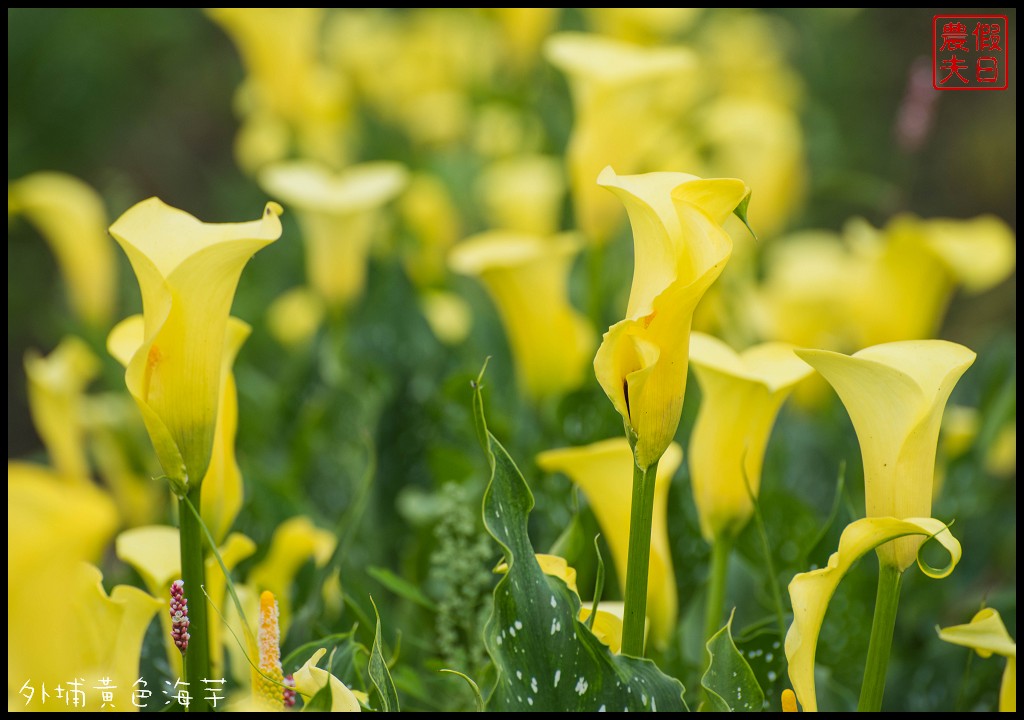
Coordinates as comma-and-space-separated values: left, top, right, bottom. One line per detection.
179, 486, 211, 712
621, 459, 660, 657
857, 561, 904, 712
703, 534, 734, 666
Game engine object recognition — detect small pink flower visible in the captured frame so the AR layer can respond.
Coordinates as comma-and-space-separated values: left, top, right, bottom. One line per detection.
170, 579, 190, 654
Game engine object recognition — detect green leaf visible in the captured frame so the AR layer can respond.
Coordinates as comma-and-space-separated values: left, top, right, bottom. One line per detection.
368, 596, 400, 712
702, 610, 765, 712
440, 669, 486, 712
368, 566, 439, 612
472, 366, 687, 711
586, 534, 605, 631
303, 676, 335, 712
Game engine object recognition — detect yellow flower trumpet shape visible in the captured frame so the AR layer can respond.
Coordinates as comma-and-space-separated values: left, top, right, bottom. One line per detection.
8, 172, 116, 326
796, 340, 975, 571
449, 231, 595, 399
109, 199, 281, 491
537, 438, 682, 647
545, 35, 697, 244
24, 336, 100, 483
594, 167, 749, 470
259, 161, 408, 311
786, 516, 962, 712
110, 315, 251, 543
293, 648, 363, 712
688, 333, 812, 541
939, 608, 1016, 712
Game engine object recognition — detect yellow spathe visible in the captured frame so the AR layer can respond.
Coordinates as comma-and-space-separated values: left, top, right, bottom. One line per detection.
797, 340, 975, 570
449, 231, 594, 399
939, 608, 1016, 712
593, 167, 748, 469
785, 516, 961, 712
9, 172, 116, 326
24, 337, 100, 483
537, 438, 682, 647
259, 161, 408, 310
109, 199, 281, 491
293, 648, 363, 712
688, 333, 812, 540
545, 33, 697, 244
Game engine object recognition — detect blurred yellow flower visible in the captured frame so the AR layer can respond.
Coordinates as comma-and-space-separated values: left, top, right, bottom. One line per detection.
8, 172, 116, 327
584, 8, 700, 45
593, 167, 748, 469
537, 438, 682, 647
398, 173, 461, 289
260, 161, 408, 312
109, 199, 281, 492
476, 155, 566, 237
797, 340, 975, 571
9, 465, 160, 711
786, 516, 961, 712
207, 8, 352, 172
545, 34, 697, 244
419, 290, 472, 346
488, 8, 559, 70
266, 287, 326, 348
760, 215, 1015, 352
939, 608, 1016, 712
24, 336, 100, 483
688, 333, 812, 541
449, 231, 594, 399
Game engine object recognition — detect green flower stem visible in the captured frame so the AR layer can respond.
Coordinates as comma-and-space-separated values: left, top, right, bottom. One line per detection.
703, 533, 734, 668
621, 458, 660, 657
857, 561, 904, 712
179, 486, 211, 712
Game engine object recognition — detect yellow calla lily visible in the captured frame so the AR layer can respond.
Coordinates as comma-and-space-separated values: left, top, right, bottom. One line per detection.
537, 438, 682, 647
449, 231, 595, 399
544, 34, 697, 244
488, 8, 558, 70
688, 333, 812, 540
8, 172, 116, 326
939, 608, 1016, 712
206, 8, 352, 172
796, 340, 975, 571
786, 516, 962, 712
593, 167, 748, 469
419, 290, 472, 346
109, 314, 251, 542
247, 516, 337, 635
584, 8, 700, 45
398, 173, 461, 289
293, 648, 363, 712
24, 336, 100, 483
476, 155, 566, 237
9, 465, 160, 711
266, 287, 326, 348
259, 161, 408, 311
109, 198, 281, 491
115, 525, 256, 678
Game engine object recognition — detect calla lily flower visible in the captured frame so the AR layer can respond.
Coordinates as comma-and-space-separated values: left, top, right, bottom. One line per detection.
584, 8, 700, 45
688, 333, 812, 540
110, 315, 251, 542
206, 8, 352, 172
939, 608, 1016, 712
115, 525, 256, 678
9, 465, 160, 711
537, 438, 682, 647
259, 161, 408, 311
475, 155, 566, 237
293, 647, 363, 712
109, 199, 281, 492
266, 287, 326, 348
593, 167, 749, 470
24, 336, 100, 483
760, 216, 1015, 353
796, 340, 975, 571
449, 231, 594, 399
545, 34, 696, 244
8, 172, 116, 326
786, 516, 962, 712
398, 173, 461, 289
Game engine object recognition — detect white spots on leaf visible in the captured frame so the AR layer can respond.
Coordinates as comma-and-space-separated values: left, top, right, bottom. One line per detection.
496, 635, 502, 645
514, 620, 523, 630
516, 670, 523, 680
531, 677, 538, 693
767, 670, 778, 682
651, 697, 657, 712
598, 705, 606, 712
554, 670, 561, 687
550, 595, 557, 608
509, 625, 517, 637
527, 697, 534, 706
642, 693, 648, 707
575, 677, 588, 696
551, 618, 562, 635
766, 652, 774, 663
